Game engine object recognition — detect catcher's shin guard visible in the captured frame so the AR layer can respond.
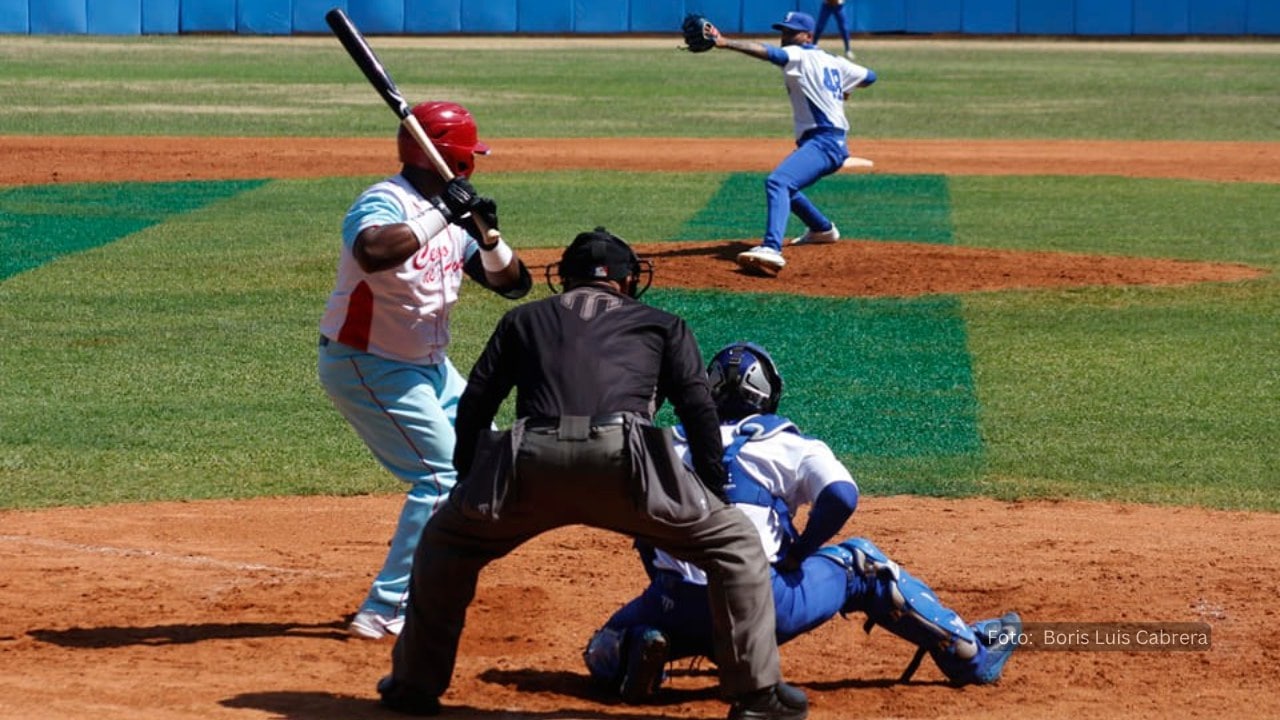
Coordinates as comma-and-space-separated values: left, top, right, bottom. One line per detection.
817, 538, 985, 685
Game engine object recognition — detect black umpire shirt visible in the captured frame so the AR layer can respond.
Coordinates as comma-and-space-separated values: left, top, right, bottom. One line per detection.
453, 284, 726, 491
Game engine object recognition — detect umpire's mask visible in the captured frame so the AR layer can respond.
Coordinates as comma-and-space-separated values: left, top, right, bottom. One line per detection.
547, 227, 654, 298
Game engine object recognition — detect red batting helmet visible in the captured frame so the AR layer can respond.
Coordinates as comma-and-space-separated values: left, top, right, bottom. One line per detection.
397, 101, 490, 178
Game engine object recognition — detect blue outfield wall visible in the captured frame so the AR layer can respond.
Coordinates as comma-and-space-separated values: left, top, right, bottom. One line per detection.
6, 0, 1279, 35
181, 0, 235, 32
0, 0, 25, 32
963, 0, 1018, 34
242, 0, 292, 34
907, 0, 963, 34
1018, 0, 1074, 34
1076, 0, 1131, 36
1135, 0, 1189, 35
0, 0, 28, 33
142, 0, 180, 33
1251, 0, 1280, 34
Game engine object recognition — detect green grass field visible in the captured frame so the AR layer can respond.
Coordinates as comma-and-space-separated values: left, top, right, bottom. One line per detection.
0, 37, 1276, 511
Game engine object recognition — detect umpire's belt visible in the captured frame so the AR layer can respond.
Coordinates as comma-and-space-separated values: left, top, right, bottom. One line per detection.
523, 413, 630, 440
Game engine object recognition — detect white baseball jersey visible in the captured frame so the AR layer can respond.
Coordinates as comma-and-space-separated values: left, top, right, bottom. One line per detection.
319, 174, 479, 365
769, 44, 872, 140
655, 417, 857, 585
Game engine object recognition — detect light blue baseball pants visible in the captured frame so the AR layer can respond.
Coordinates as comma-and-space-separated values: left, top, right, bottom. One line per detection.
317, 337, 463, 617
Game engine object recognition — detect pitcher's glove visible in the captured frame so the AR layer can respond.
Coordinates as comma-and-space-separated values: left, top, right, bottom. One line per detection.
681, 14, 719, 53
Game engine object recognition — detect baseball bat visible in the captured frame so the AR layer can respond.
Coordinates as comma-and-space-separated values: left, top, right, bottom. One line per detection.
325, 8, 496, 239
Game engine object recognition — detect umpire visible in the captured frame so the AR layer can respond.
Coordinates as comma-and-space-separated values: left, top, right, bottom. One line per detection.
378, 228, 807, 720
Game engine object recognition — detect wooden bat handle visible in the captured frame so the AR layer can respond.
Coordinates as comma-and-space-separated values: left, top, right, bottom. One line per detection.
325, 8, 495, 241
405, 113, 496, 240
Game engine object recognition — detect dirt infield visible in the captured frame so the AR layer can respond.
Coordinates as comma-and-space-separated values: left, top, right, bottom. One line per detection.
1, 135, 1269, 296
4, 496, 1279, 720
4, 136, 1279, 186
1, 137, 1277, 719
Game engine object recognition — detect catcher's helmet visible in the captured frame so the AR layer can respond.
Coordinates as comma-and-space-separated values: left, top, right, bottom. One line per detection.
707, 342, 784, 419
398, 101, 489, 178
548, 227, 654, 298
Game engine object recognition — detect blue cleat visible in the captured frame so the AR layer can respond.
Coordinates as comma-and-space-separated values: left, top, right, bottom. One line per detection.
968, 612, 1023, 684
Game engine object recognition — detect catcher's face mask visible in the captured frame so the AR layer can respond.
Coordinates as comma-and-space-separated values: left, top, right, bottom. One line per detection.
707, 342, 785, 419
546, 227, 654, 298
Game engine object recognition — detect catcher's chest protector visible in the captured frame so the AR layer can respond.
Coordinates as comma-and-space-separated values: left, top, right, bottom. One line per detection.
720, 415, 802, 547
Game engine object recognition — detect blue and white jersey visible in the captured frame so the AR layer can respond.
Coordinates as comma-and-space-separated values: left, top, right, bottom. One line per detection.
656, 417, 857, 585
319, 173, 480, 365
766, 44, 873, 140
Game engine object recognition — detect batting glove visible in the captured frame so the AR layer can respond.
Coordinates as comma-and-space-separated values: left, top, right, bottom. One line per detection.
440, 177, 480, 219
461, 196, 500, 248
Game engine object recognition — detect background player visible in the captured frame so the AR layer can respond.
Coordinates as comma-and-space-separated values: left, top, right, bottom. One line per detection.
584, 342, 1022, 702
697, 11, 877, 275
317, 101, 531, 640
814, 0, 855, 59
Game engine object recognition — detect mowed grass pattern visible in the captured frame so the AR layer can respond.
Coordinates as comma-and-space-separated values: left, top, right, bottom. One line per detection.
0, 39, 1276, 510
651, 289, 984, 496
0, 180, 265, 280
678, 174, 954, 244
662, 172, 980, 493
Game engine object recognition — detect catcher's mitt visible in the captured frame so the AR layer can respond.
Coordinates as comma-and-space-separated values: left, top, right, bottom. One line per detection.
681, 14, 719, 53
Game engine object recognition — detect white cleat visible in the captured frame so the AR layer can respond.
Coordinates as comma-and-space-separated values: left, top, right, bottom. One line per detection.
791, 225, 840, 246
736, 246, 787, 275
348, 610, 405, 640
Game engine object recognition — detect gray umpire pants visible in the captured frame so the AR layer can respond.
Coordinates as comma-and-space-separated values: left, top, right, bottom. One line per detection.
390, 415, 781, 699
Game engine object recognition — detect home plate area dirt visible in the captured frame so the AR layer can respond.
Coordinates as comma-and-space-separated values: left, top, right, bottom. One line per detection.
0, 136, 1276, 719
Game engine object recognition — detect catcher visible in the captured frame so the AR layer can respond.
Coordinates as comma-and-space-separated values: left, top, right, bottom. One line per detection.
681, 11, 876, 276
584, 341, 1023, 702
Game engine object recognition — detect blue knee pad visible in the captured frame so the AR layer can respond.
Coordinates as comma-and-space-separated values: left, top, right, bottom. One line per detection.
584, 626, 626, 686
822, 538, 983, 684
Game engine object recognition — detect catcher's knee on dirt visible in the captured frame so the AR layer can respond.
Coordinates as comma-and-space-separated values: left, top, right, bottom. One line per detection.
817, 538, 983, 684
584, 626, 626, 688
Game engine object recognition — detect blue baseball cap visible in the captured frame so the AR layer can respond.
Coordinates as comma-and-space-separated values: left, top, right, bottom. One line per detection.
772, 11, 816, 34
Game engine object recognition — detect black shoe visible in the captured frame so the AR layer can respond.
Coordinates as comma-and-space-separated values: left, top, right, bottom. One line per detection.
618, 628, 670, 703
377, 675, 441, 716
727, 681, 809, 720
